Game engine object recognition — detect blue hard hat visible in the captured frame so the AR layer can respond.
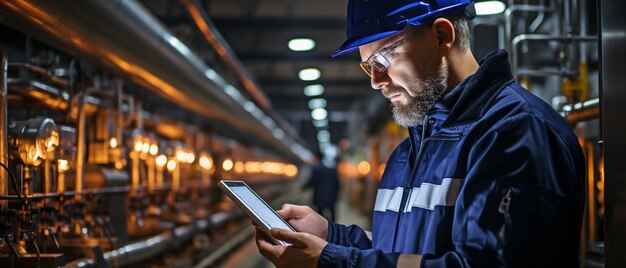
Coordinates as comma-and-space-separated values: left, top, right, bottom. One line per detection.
333, 0, 476, 57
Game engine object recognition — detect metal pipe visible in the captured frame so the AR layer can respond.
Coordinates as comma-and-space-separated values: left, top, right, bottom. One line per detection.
180, 0, 271, 111
7, 63, 70, 89
0, 50, 7, 209
179, 0, 306, 155
75, 88, 98, 197
510, 34, 597, 79
562, 0, 581, 77
8, 79, 71, 110
115, 80, 124, 150
504, 4, 556, 53
0, 0, 306, 164
561, 98, 599, 123
528, 0, 547, 33
65, 211, 239, 268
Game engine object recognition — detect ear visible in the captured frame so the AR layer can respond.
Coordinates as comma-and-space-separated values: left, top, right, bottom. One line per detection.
432, 18, 455, 56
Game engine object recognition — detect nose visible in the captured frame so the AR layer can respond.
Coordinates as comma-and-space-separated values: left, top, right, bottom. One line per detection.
370, 68, 390, 90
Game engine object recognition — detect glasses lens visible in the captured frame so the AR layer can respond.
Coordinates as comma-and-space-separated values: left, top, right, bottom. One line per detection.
372, 54, 390, 72
359, 61, 372, 77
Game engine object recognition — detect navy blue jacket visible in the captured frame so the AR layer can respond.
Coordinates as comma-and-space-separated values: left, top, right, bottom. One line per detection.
318, 50, 585, 267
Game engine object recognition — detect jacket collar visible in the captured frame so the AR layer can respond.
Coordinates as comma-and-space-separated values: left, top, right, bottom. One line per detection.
439, 49, 515, 127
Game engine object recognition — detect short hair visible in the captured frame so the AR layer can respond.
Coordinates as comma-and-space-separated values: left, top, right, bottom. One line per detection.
449, 15, 471, 51
406, 15, 470, 51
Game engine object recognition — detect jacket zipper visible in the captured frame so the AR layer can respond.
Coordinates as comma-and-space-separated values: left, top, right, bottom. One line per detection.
390, 116, 461, 251
498, 188, 513, 246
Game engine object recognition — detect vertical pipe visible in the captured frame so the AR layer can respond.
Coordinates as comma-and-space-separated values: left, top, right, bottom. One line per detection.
43, 160, 51, 194
131, 155, 139, 188
156, 166, 163, 189
75, 88, 96, 198
563, 0, 581, 77
75, 92, 86, 197
586, 142, 597, 244
0, 50, 7, 209
147, 158, 155, 191
115, 80, 123, 149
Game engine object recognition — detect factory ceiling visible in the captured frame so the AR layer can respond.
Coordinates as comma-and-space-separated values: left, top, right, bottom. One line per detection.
141, 0, 387, 153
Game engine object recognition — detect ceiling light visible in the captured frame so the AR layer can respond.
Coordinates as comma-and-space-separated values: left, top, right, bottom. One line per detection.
475, 1, 506, 16
273, 128, 285, 139
311, 108, 328, 120
312, 118, 329, 128
308, 98, 327, 109
317, 130, 330, 143
299, 68, 321, 81
303, 84, 324, 96
288, 38, 316, 51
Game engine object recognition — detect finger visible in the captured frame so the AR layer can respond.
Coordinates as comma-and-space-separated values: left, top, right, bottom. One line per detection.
270, 228, 307, 248
254, 228, 271, 246
277, 204, 295, 218
255, 229, 283, 261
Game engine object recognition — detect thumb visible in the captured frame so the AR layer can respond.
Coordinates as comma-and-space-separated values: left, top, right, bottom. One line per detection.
270, 228, 306, 248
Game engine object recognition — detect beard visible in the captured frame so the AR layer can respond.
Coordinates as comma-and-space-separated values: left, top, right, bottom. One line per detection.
389, 61, 449, 127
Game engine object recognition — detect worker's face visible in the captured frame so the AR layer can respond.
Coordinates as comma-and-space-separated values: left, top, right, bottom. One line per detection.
358, 26, 448, 127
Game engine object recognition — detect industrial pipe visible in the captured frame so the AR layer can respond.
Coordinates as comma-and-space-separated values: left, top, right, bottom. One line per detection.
504, 4, 556, 53
179, 0, 306, 152
180, 0, 270, 110
510, 34, 597, 79
0, 0, 308, 164
7, 63, 70, 89
0, 50, 7, 209
561, 98, 599, 123
75, 88, 98, 197
65, 211, 238, 267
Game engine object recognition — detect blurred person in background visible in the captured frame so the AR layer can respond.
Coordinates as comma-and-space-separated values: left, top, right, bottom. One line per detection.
304, 151, 340, 222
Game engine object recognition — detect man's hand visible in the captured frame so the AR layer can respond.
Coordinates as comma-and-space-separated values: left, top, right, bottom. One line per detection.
277, 204, 328, 240
255, 227, 328, 268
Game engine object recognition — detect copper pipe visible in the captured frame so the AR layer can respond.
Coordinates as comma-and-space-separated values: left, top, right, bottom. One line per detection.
0, 0, 306, 164
0, 50, 7, 209
7, 78, 70, 110
562, 98, 599, 123
179, 0, 307, 157
7, 63, 70, 89
75, 88, 98, 198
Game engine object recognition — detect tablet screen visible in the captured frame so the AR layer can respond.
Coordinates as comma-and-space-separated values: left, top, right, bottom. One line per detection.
230, 186, 292, 230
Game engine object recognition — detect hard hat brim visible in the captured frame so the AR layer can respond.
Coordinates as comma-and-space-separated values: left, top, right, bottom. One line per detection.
332, 30, 401, 58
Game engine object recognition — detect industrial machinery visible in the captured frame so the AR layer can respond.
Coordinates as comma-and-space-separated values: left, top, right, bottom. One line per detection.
0, 1, 310, 267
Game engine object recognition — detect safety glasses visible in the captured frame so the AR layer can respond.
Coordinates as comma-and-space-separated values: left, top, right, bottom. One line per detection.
358, 26, 427, 77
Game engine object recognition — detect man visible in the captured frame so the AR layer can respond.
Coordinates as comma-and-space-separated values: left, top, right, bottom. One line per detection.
304, 151, 340, 221
255, 0, 585, 267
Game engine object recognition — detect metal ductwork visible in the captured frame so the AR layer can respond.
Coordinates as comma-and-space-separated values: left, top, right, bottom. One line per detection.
0, 0, 311, 164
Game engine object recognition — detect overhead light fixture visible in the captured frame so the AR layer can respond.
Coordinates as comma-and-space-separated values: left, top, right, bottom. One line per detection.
475, 1, 506, 16
273, 128, 285, 139
303, 84, 324, 96
288, 38, 316, 51
317, 130, 331, 143
308, 98, 327, 110
312, 118, 329, 128
311, 108, 328, 120
299, 68, 321, 81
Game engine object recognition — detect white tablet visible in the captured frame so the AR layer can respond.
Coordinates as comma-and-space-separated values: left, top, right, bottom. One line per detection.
218, 180, 295, 246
